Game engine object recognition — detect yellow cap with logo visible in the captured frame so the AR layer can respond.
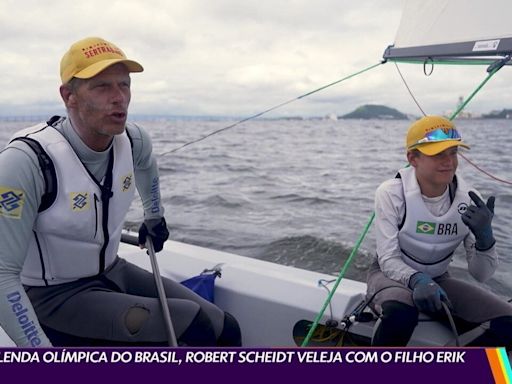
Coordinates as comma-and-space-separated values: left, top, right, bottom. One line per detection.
406, 115, 470, 156
60, 37, 143, 84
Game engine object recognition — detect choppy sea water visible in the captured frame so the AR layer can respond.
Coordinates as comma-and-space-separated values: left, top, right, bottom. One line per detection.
1, 118, 511, 297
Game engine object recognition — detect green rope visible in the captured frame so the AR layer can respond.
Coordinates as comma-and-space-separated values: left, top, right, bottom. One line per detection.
301, 212, 374, 347
161, 61, 385, 155
301, 60, 505, 348
297, 61, 385, 99
448, 66, 502, 120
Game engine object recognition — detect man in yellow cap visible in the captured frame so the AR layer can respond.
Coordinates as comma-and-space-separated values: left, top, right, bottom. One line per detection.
0, 37, 240, 347
366, 115, 512, 347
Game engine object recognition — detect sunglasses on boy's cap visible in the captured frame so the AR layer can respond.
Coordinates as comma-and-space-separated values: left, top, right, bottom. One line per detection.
406, 115, 470, 156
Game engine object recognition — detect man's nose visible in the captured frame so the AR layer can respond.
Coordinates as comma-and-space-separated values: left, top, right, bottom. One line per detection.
111, 85, 129, 104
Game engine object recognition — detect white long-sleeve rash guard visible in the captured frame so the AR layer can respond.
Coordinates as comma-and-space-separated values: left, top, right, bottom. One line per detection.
374, 175, 498, 287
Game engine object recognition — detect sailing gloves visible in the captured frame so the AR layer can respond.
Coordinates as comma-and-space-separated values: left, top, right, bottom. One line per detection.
461, 191, 496, 251
408, 272, 450, 314
138, 217, 170, 252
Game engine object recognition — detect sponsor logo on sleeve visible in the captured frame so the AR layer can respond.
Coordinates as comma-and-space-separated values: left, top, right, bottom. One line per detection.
150, 177, 160, 214
6, 291, 41, 347
0, 186, 25, 219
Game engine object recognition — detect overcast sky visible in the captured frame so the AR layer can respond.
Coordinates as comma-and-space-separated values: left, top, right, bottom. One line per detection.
2, 0, 511, 118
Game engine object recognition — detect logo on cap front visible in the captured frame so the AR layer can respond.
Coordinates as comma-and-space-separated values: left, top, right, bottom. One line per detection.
82, 41, 123, 60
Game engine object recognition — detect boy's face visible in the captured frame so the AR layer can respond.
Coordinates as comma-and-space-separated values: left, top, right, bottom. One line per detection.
408, 147, 459, 196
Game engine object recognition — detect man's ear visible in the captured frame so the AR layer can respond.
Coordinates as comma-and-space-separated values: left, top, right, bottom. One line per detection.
59, 85, 76, 108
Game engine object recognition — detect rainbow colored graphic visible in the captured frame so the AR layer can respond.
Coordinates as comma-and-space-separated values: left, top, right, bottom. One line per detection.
486, 348, 512, 384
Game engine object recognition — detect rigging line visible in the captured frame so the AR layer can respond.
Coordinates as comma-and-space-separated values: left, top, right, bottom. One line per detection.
458, 152, 512, 186
448, 65, 502, 121
318, 279, 335, 321
394, 61, 427, 117
158, 61, 386, 157
448, 64, 512, 185
303, 61, 507, 347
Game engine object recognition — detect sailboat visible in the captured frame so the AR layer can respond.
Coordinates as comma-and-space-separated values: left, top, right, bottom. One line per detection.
1, 0, 511, 347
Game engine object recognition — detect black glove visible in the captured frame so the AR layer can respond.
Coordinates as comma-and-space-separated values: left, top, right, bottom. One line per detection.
138, 217, 169, 252
461, 191, 495, 251
409, 272, 450, 314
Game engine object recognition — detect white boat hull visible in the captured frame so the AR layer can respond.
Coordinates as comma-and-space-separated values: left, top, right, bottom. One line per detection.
120, 236, 368, 347
0, 233, 459, 347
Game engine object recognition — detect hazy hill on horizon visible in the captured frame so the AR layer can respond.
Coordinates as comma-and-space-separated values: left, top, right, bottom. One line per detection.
340, 104, 409, 120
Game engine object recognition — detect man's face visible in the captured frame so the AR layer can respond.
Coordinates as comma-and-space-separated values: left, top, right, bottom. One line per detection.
409, 147, 459, 195
69, 64, 132, 141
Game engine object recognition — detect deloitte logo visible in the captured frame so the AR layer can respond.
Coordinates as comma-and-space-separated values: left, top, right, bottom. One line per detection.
6, 291, 42, 347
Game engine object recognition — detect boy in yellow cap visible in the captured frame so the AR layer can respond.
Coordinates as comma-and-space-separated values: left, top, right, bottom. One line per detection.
366, 115, 512, 347
0, 37, 240, 347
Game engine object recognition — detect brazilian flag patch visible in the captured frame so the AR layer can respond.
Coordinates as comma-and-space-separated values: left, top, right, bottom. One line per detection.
416, 221, 436, 235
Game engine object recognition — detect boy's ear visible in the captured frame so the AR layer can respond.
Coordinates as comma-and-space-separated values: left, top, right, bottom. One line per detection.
407, 150, 418, 167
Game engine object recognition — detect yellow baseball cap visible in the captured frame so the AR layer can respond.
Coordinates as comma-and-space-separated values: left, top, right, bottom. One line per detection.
406, 115, 470, 156
60, 37, 143, 84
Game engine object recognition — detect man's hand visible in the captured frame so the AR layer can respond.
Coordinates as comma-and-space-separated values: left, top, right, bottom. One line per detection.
461, 191, 495, 250
138, 217, 169, 252
409, 272, 450, 313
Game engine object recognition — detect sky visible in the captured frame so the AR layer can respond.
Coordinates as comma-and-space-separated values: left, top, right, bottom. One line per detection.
2, 0, 512, 118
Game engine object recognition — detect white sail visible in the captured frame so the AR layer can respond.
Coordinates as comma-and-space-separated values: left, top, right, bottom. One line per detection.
384, 0, 512, 63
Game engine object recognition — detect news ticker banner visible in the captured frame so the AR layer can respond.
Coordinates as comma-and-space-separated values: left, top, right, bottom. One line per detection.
0, 347, 510, 383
